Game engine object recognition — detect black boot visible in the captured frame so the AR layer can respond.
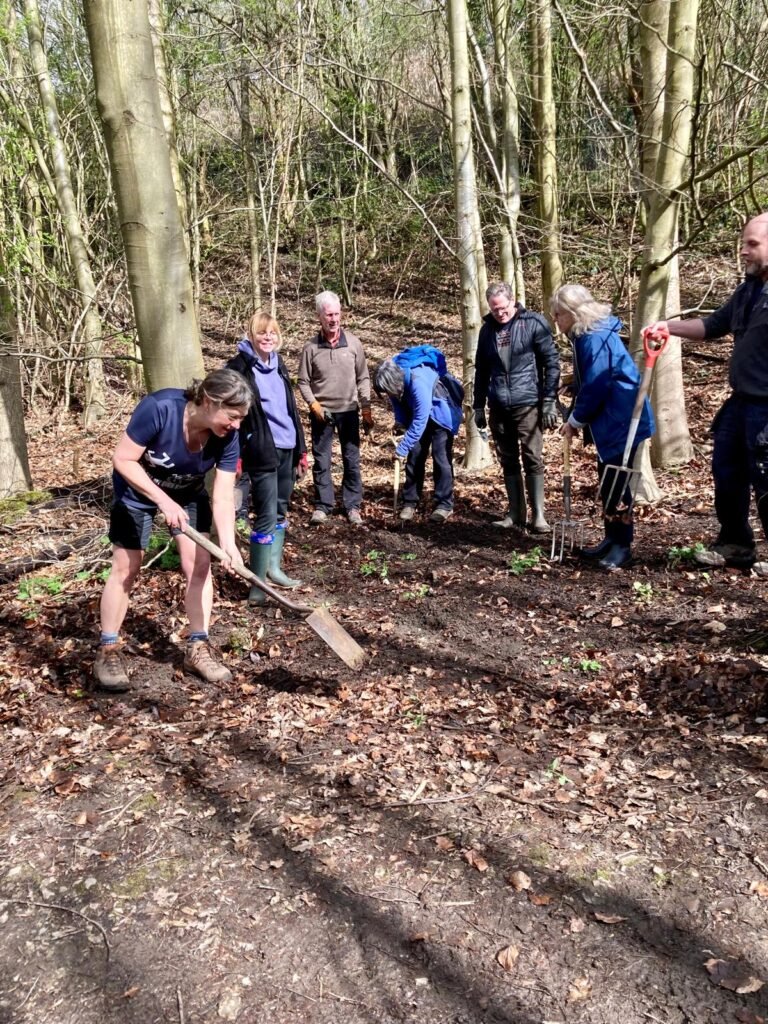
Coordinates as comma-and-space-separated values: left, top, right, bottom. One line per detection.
598, 516, 633, 572
580, 519, 613, 560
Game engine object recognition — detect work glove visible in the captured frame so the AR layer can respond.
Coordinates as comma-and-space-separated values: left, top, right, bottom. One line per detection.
309, 401, 327, 423
297, 452, 309, 479
473, 408, 487, 430
361, 406, 374, 435
541, 398, 558, 430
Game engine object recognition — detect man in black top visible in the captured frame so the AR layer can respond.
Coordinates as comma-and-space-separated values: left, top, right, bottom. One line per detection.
473, 282, 560, 532
647, 213, 768, 570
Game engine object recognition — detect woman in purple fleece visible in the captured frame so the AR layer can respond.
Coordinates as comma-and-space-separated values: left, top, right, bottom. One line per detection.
226, 312, 307, 605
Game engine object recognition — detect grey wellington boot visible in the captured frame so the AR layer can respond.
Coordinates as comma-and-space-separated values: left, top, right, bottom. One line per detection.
248, 540, 273, 606
493, 473, 526, 529
525, 473, 550, 534
267, 529, 302, 589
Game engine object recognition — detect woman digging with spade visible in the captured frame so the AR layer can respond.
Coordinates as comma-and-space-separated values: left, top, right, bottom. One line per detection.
551, 284, 655, 571
93, 369, 251, 693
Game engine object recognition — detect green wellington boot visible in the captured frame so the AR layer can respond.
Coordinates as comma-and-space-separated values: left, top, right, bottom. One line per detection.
267, 528, 302, 589
492, 473, 526, 529
525, 473, 550, 534
248, 537, 273, 605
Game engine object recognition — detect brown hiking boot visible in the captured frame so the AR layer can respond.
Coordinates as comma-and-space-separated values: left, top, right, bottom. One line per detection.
183, 640, 232, 684
93, 643, 131, 693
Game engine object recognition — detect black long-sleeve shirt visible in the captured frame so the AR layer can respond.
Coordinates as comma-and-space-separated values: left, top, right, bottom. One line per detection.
703, 277, 768, 397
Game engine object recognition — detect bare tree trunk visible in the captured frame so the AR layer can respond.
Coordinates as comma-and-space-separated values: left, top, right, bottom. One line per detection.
24, 0, 106, 426
0, 240, 32, 497
634, 0, 697, 470
240, 48, 262, 312
447, 0, 491, 469
83, 0, 204, 391
146, 0, 189, 239
493, 0, 525, 299
530, 0, 562, 308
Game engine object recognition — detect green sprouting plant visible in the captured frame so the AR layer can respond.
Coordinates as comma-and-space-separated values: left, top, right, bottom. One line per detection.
403, 705, 426, 728
633, 580, 653, 603
578, 658, 602, 673
402, 584, 430, 601
401, 552, 417, 561
144, 533, 181, 570
545, 758, 573, 786
508, 547, 543, 576
17, 576, 65, 601
360, 550, 389, 579
667, 542, 706, 567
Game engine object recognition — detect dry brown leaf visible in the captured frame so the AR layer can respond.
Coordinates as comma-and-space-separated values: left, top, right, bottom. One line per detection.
646, 767, 675, 779
735, 1010, 765, 1024
594, 912, 627, 924
749, 880, 768, 898
507, 869, 532, 891
122, 986, 140, 999
568, 916, 586, 934
409, 931, 431, 942
496, 944, 520, 971
610, 616, 624, 628
464, 849, 489, 872
529, 892, 553, 906
268, 644, 281, 658
567, 975, 592, 1003
704, 958, 765, 993
435, 835, 455, 852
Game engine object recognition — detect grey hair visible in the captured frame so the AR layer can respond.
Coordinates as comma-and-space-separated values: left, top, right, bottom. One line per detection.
184, 368, 252, 410
550, 284, 612, 336
486, 281, 514, 303
373, 358, 405, 398
315, 290, 340, 313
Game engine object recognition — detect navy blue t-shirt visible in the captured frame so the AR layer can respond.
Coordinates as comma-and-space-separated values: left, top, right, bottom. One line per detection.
113, 389, 240, 510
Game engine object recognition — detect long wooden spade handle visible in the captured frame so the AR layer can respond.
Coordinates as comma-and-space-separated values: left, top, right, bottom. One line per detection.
177, 525, 313, 614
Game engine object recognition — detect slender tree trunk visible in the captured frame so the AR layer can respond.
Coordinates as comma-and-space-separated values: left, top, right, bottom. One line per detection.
447, 0, 491, 469
24, 0, 106, 425
530, 0, 562, 308
0, 239, 32, 497
634, 0, 697, 469
240, 47, 262, 312
146, 0, 189, 239
83, 0, 204, 391
493, 0, 525, 299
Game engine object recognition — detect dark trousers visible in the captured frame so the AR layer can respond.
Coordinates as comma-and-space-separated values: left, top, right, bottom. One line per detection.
711, 394, 768, 547
402, 422, 454, 509
310, 410, 362, 513
248, 448, 297, 534
489, 404, 543, 476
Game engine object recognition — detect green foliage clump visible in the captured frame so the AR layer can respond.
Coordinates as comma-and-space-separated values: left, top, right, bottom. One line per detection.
508, 547, 543, 575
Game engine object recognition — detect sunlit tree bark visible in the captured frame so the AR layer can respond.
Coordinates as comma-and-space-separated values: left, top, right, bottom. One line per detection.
83, 0, 203, 391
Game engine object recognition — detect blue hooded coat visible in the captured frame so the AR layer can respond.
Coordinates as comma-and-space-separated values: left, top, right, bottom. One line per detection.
390, 364, 462, 459
569, 317, 655, 464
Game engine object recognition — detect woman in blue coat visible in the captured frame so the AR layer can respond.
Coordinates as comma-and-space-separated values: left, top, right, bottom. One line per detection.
551, 284, 655, 571
374, 352, 462, 523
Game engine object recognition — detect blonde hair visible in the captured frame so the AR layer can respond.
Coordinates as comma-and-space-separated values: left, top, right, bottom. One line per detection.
247, 311, 283, 351
550, 284, 612, 336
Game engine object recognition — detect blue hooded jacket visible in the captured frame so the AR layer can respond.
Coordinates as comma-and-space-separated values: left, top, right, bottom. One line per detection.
569, 317, 655, 464
390, 364, 461, 458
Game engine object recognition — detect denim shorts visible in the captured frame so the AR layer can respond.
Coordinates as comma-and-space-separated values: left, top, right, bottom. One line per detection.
108, 493, 212, 550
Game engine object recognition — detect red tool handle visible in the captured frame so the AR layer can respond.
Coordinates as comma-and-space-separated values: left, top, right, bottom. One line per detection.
641, 324, 670, 369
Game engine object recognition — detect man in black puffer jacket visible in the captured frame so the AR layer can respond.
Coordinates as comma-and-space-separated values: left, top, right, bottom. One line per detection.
473, 281, 560, 532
